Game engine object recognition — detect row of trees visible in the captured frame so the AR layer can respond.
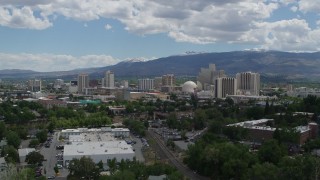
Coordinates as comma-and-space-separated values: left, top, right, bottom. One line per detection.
67, 157, 183, 180
50, 112, 112, 129
185, 134, 320, 179
0, 101, 40, 123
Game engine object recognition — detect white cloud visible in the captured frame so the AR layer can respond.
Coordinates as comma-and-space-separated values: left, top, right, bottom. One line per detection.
104, 24, 112, 30
0, 0, 319, 51
0, 53, 120, 72
239, 19, 320, 51
0, 6, 52, 30
290, 6, 298, 12
298, 0, 320, 13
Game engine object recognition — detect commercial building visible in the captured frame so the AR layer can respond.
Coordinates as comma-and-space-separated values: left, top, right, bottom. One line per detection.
18, 148, 35, 163
197, 64, 226, 91
102, 71, 115, 88
227, 119, 318, 145
63, 141, 134, 166
68, 80, 78, 93
154, 77, 162, 90
62, 128, 134, 166
227, 95, 278, 104
215, 77, 237, 98
236, 72, 260, 96
162, 74, 175, 87
28, 79, 42, 92
60, 127, 130, 139
78, 74, 89, 94
39, 99, 67, 109
53, 79, 64, 89
120, 80, 129, 88
138, 78, 154, 91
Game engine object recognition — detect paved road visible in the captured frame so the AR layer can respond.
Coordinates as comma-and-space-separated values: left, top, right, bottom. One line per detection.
147, 129, 210, 180
40, 131, 68, 179
130, 135, 145, 162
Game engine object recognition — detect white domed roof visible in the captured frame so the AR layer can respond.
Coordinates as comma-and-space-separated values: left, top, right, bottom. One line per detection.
182, 81, 197, 93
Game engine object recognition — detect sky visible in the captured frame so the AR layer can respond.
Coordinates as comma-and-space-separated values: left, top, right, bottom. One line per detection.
0, 0, 320, 72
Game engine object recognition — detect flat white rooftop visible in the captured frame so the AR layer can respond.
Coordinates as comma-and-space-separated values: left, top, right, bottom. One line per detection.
227, 119, 273, 127
64, 141, 134, 156
18, 148, 35, 157
61, 127, 129, 133
69, 132, 115, 142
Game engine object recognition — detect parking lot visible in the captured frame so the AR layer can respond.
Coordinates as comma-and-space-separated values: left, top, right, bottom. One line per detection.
130, 134, 145, 162
40, 131, 69, 179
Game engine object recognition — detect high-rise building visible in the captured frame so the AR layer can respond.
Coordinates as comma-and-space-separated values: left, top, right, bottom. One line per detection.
236, 72, 260, 96
162, 74, 175, 86
121, 80, 129, 89
53, 79, 64, 89
154, 77, 162, 90
197, 64, 226, 90
103, 71, 115, 88
215, 77, 237, 98
138, 78, 154, 91
28, 79, 42, 92
78, 74, 89, 94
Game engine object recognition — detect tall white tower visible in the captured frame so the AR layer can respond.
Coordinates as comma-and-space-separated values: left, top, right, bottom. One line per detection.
78, 73, 89, 94
104, 71, 114, 88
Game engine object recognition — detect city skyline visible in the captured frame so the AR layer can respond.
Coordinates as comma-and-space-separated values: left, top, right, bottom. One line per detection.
0, 1, 320, 71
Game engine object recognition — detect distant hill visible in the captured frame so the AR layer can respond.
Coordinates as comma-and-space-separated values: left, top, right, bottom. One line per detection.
1, 51, 320, 80
94, 51, 320, 80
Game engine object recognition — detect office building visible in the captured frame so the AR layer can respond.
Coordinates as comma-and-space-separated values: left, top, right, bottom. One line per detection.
236, 72, 260, 96
197, 64, 226, 91
78, 74, 89, 94
121, 80, 129, 88
215, 77, 237, 98
162, 74, 175, 86
102, 71, 114, 88
138, 78, 154, 91
53, 79, 64, 89
28, 79, 42, 92
154, 77, 162, 90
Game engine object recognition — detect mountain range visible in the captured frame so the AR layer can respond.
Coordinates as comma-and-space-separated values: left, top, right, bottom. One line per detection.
1, 51, 320, 81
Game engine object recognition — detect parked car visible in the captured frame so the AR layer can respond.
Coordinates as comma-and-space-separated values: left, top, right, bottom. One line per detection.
47, 175, 55, 179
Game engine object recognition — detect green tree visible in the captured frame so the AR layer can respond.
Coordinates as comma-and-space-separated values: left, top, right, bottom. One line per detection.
25, 151, 44, 165
246, 106, 264, 119
6, 131, 21, 148
29, 139, 40, 148
36, 130, 48, 143
258, 140, 286, 164
54, 166, 59, 174
1, 145, 19, 163
0, 121, 6, 140
108, 158, 117, 175
193, 109, 206, 130
97, 160, 104, 170
15, 167, 35, 180
68, 156, 100, 179
249, 162, 279, 180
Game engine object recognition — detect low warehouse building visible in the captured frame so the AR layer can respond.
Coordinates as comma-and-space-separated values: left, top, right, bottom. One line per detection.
63, 141, 134, 166
18, 148, 35, 163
